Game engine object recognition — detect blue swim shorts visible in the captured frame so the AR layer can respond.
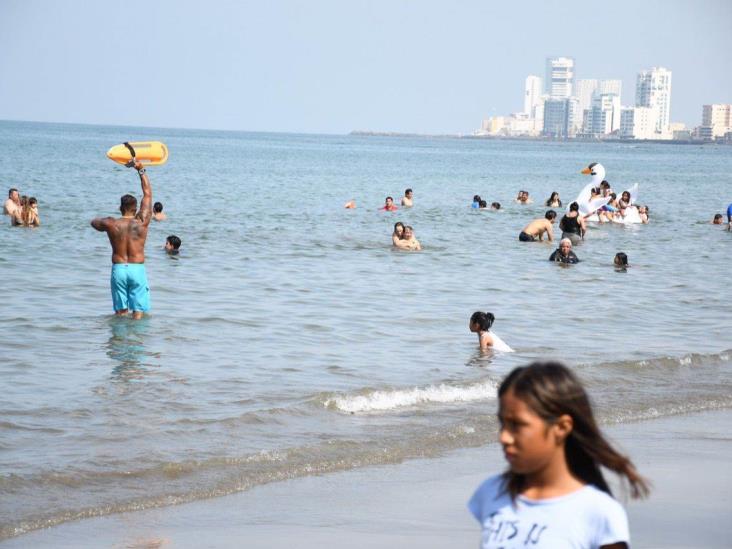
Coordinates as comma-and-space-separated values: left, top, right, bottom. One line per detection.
111, 263, 150, 312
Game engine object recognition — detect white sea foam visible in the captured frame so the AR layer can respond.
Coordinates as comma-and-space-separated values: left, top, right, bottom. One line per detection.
324, 381, 499, 413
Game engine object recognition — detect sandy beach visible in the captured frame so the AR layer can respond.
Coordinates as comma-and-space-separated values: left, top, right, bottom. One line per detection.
4, 409, 729, 548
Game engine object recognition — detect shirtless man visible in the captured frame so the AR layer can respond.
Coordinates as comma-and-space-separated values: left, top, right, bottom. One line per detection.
518, 210, 556, 242
4, 188, 20, 218
91, 160, 152, 319
401, 188, 413, 207
152, 202, 167, 221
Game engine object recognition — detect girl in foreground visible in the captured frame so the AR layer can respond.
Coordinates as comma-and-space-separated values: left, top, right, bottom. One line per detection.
469, 362, 649, 548
469, 312, 513, 352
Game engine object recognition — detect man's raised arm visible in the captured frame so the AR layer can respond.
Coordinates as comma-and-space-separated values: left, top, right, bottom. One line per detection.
134, 160, 153, 226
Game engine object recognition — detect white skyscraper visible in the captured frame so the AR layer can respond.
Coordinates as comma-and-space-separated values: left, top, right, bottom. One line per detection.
598, 79, 622, 100
524, 75, 543, 116
583, 94, 621, 136
635, 67, 672, 135
575, 79, 599, 115
545, 57, 575, 99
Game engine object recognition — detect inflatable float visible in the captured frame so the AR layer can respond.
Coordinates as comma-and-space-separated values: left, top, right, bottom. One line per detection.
106, 141, 169, 167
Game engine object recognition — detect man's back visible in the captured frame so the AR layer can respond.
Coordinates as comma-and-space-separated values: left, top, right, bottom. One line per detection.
104, 217, 149, 264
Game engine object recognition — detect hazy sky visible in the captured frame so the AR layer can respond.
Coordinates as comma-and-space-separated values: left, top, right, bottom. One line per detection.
1, 0, 730, 134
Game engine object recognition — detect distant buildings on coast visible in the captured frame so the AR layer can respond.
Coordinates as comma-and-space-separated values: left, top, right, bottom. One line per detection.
476, 57, 732, 143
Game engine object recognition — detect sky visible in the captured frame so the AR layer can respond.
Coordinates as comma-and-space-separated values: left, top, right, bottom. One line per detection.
1, 0, 730, 134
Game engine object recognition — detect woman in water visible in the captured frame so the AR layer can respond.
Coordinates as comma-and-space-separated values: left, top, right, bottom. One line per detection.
638, 205, 649, 224
559, 202, 585, 245
545, 192, 562, 208
12, 196, 39, 227
391, 222, 405, 246
469, 362, 649, 548
469, 311, 513, 352
394, 225, 421, 250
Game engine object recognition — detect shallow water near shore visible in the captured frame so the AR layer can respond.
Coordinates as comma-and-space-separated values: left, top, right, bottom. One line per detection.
0, 120, 731, 540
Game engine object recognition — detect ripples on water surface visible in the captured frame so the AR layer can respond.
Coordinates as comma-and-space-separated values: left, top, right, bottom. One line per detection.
0, 121, 731, 539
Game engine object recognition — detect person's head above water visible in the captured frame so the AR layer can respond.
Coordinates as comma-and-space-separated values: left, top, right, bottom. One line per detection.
497, 361, 649, 499
569, 201, 579, 212
621, 191, 631, 203
404, 188, 413, 197
473, 195, 482, 203
8, 188, 19, 201
491, 202, 501, 210
713, 213, 723, 224
165, 235, 181, 253
153, 202, 163, 213
479, 200, 487, 208
393, 221, 405, 236
614, 252, 628, 267
385, 196, 394, 204
559, 238, 572, 255
120, 194, 137, 216
403, 225, 415, 238
545, 210, 557, 221
469, 311, 495, 333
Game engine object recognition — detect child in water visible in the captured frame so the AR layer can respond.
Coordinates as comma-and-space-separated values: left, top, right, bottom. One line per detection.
469, 362, 649, 548
469, 311, 513, 352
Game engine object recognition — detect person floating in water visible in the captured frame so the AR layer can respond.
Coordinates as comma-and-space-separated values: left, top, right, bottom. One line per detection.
91, 159, 152, 320
152, 201, 167, 221
401, 188, 413, 207
712, 213, 723, 225
519, 210, 556, 242
491, 202, 501, 210
380, 196, 398, 211
549, 238, 579, 264
165, 235, 181, 255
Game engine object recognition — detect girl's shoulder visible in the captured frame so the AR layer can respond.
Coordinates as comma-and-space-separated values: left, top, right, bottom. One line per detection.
468, 474, 509, 521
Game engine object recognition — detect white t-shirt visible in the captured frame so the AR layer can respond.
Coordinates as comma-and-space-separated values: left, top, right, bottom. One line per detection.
468, 475, 629, 549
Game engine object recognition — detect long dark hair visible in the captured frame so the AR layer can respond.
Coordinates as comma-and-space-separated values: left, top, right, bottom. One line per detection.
470, 311, 495, 331
545, 192, 562, 207
498, 362, 649, 500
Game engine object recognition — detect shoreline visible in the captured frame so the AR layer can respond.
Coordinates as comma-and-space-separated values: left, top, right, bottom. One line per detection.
4, 408, 730, 548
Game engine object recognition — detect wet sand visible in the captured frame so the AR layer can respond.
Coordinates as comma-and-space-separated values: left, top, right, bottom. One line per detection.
4, 409, 730, 548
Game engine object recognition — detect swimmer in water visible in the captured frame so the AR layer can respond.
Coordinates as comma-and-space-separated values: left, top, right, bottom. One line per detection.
638, 205, 649, 224
165, 235, 181, 255
469, 311, 496, 350
344, 200, 356, 209
401, 188, 413, 207
394, 225, 421, 250
479, 200, 488, 209
491, 202, 501, 210
392, 221, 405, 245
380, 196, 398, 212
519, 210, 556, 242
472, 195, 482, 209
152, 202, 166, 221
545, 192, 562, 208
549, 238, 579, 264
614, 252, 629, 269
712, 213, 723, 225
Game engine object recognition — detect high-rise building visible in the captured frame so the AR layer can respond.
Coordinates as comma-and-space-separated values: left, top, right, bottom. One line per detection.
545, 57, 575, 99
635, 67, 672, 136
543, 97, 580, 138
598, 79, 622, 100
575, 79, 598, 115
524, 75, 543, 116
583, 94, 621, 136
701, 104, 732, 138
620, 107, 658, 140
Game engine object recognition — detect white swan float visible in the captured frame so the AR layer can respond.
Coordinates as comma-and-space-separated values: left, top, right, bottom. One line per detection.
572, 163, 611, 219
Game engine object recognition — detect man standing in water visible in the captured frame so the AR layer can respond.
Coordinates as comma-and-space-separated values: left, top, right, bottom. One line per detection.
91, 160, 152, 319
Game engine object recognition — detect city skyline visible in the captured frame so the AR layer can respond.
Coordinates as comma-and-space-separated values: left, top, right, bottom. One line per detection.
0, 1, 731, 135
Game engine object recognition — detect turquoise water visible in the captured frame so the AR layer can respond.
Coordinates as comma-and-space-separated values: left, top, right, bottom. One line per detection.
1, 121, 731, 539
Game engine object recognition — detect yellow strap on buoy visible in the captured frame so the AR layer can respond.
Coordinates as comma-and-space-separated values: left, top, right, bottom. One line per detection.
106, 141, 169, 166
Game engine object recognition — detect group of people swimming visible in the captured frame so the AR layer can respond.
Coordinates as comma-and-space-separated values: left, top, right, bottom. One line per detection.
3, 188, 40, 227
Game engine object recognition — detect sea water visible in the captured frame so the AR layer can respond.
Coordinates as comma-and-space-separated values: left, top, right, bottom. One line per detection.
0, 121, 730, 540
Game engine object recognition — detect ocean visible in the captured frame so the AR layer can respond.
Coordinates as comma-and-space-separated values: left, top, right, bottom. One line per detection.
0, 120, 730, 541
